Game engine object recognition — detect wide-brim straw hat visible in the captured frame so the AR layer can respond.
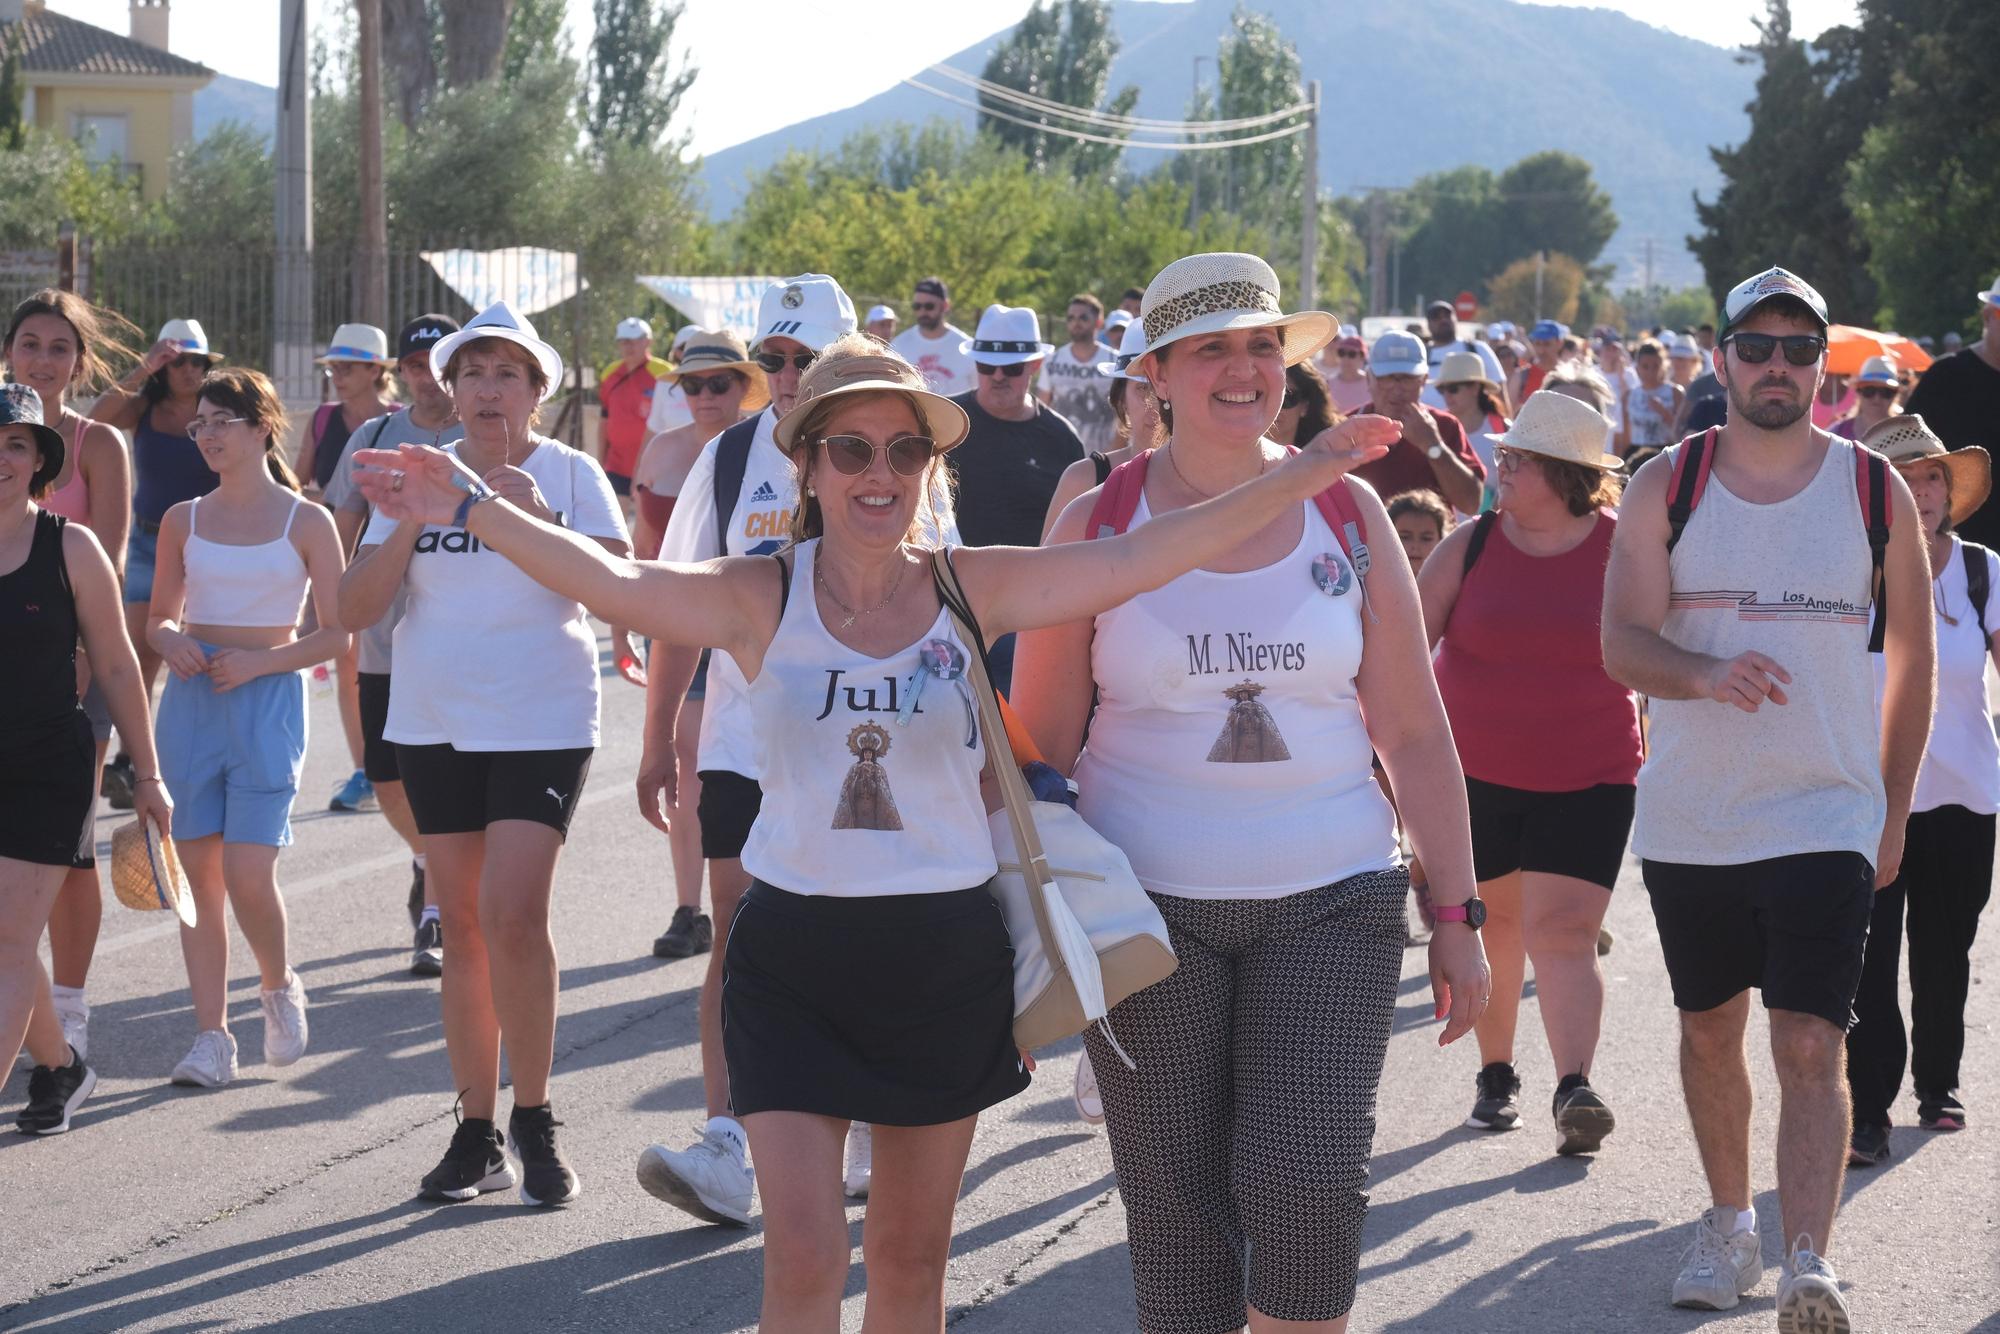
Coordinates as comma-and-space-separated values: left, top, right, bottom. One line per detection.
662, 329, 770, 413
1133, 252, 1334, 368
1435, 350, 1501, 392
1865, 414, 1991, 526
1497, 391, 1622, 471
110, 815, 196, 927
773, 347, 970, 455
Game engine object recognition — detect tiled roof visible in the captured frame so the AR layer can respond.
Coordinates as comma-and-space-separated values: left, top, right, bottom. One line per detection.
5, 9, 210, 80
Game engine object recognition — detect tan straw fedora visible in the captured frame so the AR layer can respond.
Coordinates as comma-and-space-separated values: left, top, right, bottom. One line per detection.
662, 329, 770, 413
110, 815, 196, 927
1435, 350, 1502, 392
1498, 390, 1623, 471
1134, 252, 1334, 368
773, 341, 970, 455
1864, 414, 1992, 526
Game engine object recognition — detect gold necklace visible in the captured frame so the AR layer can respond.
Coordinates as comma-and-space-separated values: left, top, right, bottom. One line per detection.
1164, 441, 1266, 500
817, 553, 906, 630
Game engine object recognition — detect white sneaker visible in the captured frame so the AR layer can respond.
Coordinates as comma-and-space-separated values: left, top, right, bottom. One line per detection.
1777, 1236, 1851, 1334
261, 973, 310, 1067
636, 1117, 755, 1226
53, 996, 89, 1061
1073, 1051, 1105, 1126
844, 1121, 873, 1198
171, 1029, 239, 1088
1671, 1206, 1763, 1310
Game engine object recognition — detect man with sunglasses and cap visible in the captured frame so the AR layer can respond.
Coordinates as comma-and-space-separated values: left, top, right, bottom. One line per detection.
1903, 276, 2000, 552
889, 277, 974, 398
1602, 266, 1935, 1332
321, 314, 464, 974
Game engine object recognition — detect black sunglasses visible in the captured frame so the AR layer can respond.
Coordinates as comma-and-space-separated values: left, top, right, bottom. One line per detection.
1335, 349, 1362, 359
756, 350, 815, 374
1855, 385, 1897, 400
679, 371, 741, 397
975, 362, 1028, 378
1723, 332, 1826, 366
818, 433, 938, 477
911, 301, 941, 313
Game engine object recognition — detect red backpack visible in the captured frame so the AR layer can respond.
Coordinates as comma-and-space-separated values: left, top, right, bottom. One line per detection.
1664, 427, 1893, 652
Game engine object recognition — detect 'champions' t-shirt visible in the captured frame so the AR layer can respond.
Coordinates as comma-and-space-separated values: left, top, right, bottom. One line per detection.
1039, 343, 1117, 452
328, 409, 466, 674
891, 324, 976, 398
361, 437, 627, 751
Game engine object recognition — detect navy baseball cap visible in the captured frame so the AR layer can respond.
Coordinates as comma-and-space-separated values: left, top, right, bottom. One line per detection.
396, 314, 461, 363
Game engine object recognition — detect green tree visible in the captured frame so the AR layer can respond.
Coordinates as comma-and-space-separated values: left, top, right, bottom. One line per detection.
1176, 5, 1305, 228
0, 131, 146, 248
503, 0, 569, 84
977, 0, 1137, 180
147, 123, 276, 247
586, 0, 695, 150
1485, 252, 1587, 328
0, 29, 26, 152
1494, 153, 1617, 270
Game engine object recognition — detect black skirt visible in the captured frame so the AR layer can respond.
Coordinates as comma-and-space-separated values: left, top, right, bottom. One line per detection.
722, 879, 1031, 1126
0, 711, 95, 867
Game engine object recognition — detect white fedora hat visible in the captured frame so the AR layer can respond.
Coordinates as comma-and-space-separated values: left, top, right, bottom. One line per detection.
1976, 276, 2000, 307
316, 322, 391, 366
1133, 252, 1333, 367
1497, 391, 1622, 471
158, 317, 221, 362
428, 300, 566, 402
960, 304, 1054, 365
1853, 355, 1900, 386
752, 274, 857, 354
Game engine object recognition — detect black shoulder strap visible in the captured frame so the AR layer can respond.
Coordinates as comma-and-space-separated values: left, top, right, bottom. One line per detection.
1090, 450, 1112, 486
1462, 510, 1498, 575
1966, 540, 1991, 640
711, 416, 760, 558
1665, 429, 1711, 554
1863, 452, 1890, 655
41, 509, 73, 603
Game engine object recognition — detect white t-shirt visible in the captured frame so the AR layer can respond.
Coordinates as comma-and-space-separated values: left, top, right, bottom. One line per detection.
362, 437, 628, 751
1874, 537, 2000, 815
890, 324, 976, 398
1599, 364, 1640, 429
1039, 342, 1117, 452
1421, 340, 1506, 411
645, 380, 692, 437
329, 410, 466, 674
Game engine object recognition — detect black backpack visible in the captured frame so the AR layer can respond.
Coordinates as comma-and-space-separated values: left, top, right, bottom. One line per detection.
709, 415, 763, 558
1966, 540, 1993, 644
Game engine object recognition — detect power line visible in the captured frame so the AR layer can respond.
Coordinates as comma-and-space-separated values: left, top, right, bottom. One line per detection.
901, 77, 1311, 151
926, 63, 1311, 134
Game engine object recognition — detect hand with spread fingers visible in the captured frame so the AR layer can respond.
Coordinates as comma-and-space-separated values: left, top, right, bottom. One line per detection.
351, 442, 481, 526
1291, 413, 1401, 494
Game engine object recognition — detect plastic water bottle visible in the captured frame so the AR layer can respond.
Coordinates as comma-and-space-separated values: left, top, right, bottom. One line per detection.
309, 663, 334, 699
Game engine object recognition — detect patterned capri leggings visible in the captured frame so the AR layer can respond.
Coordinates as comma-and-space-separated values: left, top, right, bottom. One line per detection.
1083, 869, 1409, 1333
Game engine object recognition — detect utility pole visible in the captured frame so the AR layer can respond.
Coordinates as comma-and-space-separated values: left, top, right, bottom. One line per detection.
274, 0, 314, 415
1367, 190, 1387, 317
1534, 249, 1547, 320
1189, 55, 1206, 225
1299, 79, 1318, 311
356, 0, 388, 331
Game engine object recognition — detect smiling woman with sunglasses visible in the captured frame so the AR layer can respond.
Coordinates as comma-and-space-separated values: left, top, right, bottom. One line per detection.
351, 330, 1397, 1330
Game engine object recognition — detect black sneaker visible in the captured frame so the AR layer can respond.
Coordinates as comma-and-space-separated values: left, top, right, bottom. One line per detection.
1551, 1073, 1615, 1155
1848, 1121, 1892, 1166
406, 861, 426, 930
653, 905, 713, 959
419, 1112, 516, 1202
1466, 1062, 1522, 1130
1918, 1091, 1966, 1131
15, 1049, 95, 1135
101, 755, 135, 811
510, 1103, 580, 1207
410, 917, 443, 977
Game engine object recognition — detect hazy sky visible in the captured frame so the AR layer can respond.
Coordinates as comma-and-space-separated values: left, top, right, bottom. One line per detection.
49, 0, 1861, 157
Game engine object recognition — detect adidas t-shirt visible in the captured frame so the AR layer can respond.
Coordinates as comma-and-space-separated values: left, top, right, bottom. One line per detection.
1039, 342, 1117, 452
890, 324, 976, 398
361, 437, 628, 751
327, 410, 466, 674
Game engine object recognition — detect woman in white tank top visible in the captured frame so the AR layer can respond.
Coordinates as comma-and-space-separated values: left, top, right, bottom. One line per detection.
347, 328, 1402, 1331
146, 368, 347, 1091
1011, 253, 1492, 1333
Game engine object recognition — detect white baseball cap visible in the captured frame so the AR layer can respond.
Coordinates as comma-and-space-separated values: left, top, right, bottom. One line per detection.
1368, 330, 1427, 378
752, 274, 858, 354
1104, 310, 1134, 332
1721, 266, 1829, 335
961, 304, 1054, 365
429, 300, 565, 402
865, 304, 897, 324
615, 317, 653, 341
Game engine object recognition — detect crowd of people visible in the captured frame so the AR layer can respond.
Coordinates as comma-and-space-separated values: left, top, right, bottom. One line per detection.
5, 252, 1999, 1334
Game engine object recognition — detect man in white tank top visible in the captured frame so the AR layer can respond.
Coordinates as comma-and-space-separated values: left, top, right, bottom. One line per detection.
1601, 267, 1934, 1331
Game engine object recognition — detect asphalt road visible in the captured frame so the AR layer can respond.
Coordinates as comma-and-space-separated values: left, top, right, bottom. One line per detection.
4, 642, 1997, 1332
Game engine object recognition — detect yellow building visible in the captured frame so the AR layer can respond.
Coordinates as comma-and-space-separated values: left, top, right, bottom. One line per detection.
0, 0, 212, 201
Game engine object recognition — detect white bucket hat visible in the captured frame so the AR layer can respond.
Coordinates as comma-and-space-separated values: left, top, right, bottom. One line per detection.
158, 317, 220, 362
960, 304, 1054, 366
615, 317, 654, 341
316, 322, 391, 366
429, 300, 566, 402
1132, 252, 1333, 367
752, 274, 858, 354
671, 323, 701, 354
1496, 391, 1622, 472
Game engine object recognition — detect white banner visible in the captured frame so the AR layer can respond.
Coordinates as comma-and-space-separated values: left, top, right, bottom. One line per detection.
635, 275, 782, 342
422, 247, 586, 317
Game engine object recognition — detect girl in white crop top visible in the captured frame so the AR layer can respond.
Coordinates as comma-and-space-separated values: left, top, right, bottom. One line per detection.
145, 368, 348, 1088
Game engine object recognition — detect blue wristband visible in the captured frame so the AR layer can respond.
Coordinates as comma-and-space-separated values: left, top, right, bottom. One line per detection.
450, 482, 493, 530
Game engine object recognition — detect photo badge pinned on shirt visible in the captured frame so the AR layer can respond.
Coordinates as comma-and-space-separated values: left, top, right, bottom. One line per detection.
1311, 551, 1352, 597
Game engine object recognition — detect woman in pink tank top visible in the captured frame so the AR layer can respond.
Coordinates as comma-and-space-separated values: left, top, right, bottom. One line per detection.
1419, 392, 1642, 1152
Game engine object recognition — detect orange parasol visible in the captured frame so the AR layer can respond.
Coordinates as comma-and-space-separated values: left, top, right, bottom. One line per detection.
1827, 324, 1934, 377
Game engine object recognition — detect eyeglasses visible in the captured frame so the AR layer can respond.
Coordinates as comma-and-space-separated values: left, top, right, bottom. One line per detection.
1492, 445, 1534, 473
756, 350, 815, 374
172, 355, 210, 371
1438, 382, 1476, 395
976, 362, 1028, 378
184, 415, 247, 439
679, 372, 741, 397
1856, 386, 1897, 400
911, 301, 941, 314
818, 433, 938, 477
1723, 332, 1826, 366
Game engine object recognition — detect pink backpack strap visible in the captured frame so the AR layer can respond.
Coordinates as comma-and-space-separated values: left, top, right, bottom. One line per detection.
1278, 444, 1372, 579
312, 401, 336, 443
1086, 451, 1153, 540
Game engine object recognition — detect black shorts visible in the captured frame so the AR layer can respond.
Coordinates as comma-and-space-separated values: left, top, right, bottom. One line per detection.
697, 768, 762, 860
1466, 777, 1635, 891
395, 743, 593, 838
605, 469, 632, 497
1, 713, 97, 868
1642, 852, 1875, 1030
356, 673, 399, 783
722, 879, 1029, 1125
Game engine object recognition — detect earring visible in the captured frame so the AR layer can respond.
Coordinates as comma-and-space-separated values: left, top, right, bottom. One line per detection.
806, 486, 815, 497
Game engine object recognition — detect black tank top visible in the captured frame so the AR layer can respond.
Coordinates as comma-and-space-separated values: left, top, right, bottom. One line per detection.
0, 509, 82, 738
